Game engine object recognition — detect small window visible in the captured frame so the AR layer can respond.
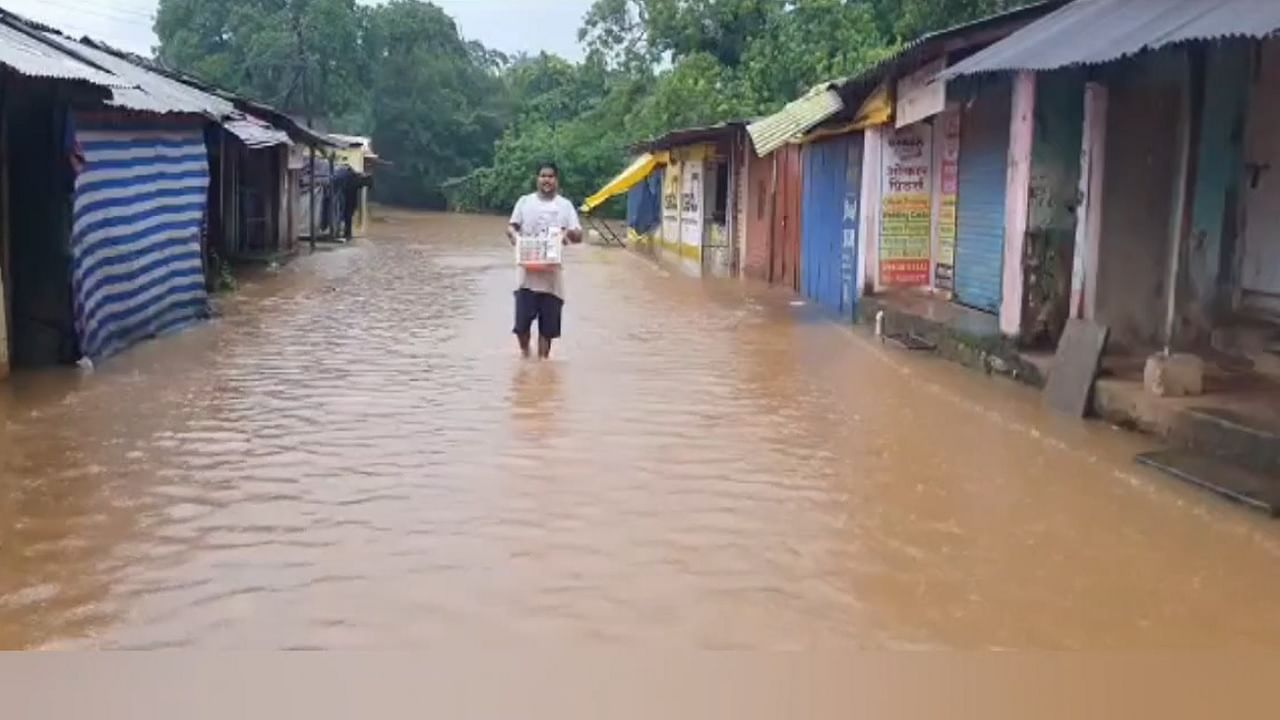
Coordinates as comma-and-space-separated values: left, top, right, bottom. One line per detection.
713, 162, 729, 224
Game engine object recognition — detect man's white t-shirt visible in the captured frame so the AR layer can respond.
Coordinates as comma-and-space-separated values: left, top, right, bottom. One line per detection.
509, 192, 581, 300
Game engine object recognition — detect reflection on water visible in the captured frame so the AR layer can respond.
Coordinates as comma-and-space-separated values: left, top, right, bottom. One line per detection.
510, 363, 565, 439
3, 208, 1280, 649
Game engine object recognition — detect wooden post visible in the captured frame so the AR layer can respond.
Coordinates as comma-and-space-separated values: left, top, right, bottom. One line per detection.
1071, 82, 1108, 320
0, 96, 9, 380
218, 129, 226, 274
328, 151, 336, 239
308, 144, 316, 251
1001, 70, 1036, 337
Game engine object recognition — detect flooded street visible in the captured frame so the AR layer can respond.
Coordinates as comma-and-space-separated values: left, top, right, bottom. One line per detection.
3, 208, 1280, 649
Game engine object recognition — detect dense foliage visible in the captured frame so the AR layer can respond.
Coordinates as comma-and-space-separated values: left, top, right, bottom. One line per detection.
154, 0, 1033, 213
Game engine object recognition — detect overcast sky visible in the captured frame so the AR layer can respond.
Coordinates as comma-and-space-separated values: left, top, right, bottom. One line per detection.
2, 0, 593, 59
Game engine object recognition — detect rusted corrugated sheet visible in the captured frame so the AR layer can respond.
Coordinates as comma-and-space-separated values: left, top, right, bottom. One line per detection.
0, 20, 119, 87
943, 0, 1280, 78
224, 116, 292, 149
744, 151, 773, 281
634, 122, 743, 154
747, 89, 843, 157
742, 144, 803, 287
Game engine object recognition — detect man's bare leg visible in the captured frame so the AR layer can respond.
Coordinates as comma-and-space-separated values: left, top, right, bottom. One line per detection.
517, 333, 532, 358
538, 336, 553, 359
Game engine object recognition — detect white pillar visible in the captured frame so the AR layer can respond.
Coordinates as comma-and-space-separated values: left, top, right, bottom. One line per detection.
1071, 82, 1109, 320
1001, 71, 1036, 337
860, 124, 885, 294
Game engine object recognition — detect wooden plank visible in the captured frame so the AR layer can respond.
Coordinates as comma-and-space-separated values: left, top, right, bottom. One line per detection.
1043, 318, 1109, 417
1137, 449, 1280, 517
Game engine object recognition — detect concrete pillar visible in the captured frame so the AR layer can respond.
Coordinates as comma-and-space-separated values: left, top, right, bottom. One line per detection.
860, 124, 884, 294
1071, 82, 1109, 320
1001, 71, 1036, 337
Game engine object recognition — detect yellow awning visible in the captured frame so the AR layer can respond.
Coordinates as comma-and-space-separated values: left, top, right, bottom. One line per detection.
580, 152, 666, 213
801, 83, 893, 144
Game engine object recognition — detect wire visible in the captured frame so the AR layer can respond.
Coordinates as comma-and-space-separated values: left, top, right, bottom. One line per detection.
33, 0, 156, 23
9, 0, 156, 31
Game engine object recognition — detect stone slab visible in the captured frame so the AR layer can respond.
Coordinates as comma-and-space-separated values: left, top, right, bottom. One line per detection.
1144, 352, 1205, 397
1136, 449, 1280, 518
1044, 319, 1109, 417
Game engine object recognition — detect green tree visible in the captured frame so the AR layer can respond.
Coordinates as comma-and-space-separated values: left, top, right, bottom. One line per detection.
580, 0, 779, 69
154, 0, 367, 120
871, 0, 1039, 39
365, 0, 507, 208
156, 0, 1040, 212
738, 0, 891, 108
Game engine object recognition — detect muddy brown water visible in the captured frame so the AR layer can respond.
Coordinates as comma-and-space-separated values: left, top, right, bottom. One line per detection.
3, 209, 1280, 649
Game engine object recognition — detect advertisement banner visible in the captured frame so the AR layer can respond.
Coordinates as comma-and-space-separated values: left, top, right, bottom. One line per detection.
880, 124, 933, 286
935, 109, 961, 290
661, 160, 682, 250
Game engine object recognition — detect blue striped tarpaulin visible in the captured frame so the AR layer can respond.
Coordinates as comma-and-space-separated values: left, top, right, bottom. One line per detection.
70, 123, 211, 361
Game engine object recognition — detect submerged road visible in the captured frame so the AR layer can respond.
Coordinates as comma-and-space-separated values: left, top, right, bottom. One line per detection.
3, 208, 1280, 649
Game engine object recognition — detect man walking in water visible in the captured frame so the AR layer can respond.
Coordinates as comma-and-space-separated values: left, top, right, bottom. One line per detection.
507, 162, 582, 359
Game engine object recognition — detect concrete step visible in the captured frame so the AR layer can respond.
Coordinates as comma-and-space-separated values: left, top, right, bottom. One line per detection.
1212, 319, 1280, 380
1177, 407, 1280, 478
1137, 449, 1280, 518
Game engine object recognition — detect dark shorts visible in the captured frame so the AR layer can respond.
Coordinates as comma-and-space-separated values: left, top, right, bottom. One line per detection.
513, 289, 564, 339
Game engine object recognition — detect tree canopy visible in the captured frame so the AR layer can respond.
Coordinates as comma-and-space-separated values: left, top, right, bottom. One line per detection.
153, 0, 1035, 213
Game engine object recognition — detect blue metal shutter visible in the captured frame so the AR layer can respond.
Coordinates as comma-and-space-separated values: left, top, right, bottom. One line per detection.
954, 81, 1012, 314
801, 136, 850, 315
842, 135, 863, 317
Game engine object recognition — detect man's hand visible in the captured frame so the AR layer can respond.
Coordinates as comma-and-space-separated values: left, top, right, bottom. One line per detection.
507, 225, 520, 246
565, 228, 584, 245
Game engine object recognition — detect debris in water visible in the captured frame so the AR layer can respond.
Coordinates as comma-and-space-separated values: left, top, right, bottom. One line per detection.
883, 332, 935, 351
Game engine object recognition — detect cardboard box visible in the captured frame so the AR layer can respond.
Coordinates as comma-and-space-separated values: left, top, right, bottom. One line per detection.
516, 229, 564, 269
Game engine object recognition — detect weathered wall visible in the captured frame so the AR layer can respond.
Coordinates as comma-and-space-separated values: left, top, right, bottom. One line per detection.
678, 155, 705, 276
1095, 51, 1185, 351
1186, 41, 1251, 340
1022, 69, 1085, 346
744, 150, 773, 281
0, 274, 8, 379
734, 135, 750, 277
660, 156, 682, 262
771, 144, 803, 290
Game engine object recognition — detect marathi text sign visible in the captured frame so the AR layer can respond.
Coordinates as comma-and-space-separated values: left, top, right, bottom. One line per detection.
935, 109, 961, 290
880, 124, 933, 287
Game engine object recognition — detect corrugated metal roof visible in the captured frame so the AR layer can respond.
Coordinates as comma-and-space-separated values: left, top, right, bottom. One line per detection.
634, 121, 744, 153
747, 89, 843, 157
234, 99, 352, 149
943, 0, 1280, 78
0, 20, 120, 87
42, 32, 235, 116
834, 0, 1066, 95
224, 115, 292, 148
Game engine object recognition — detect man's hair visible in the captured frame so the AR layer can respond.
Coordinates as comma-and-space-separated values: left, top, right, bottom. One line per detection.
536, 161, 560, 178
